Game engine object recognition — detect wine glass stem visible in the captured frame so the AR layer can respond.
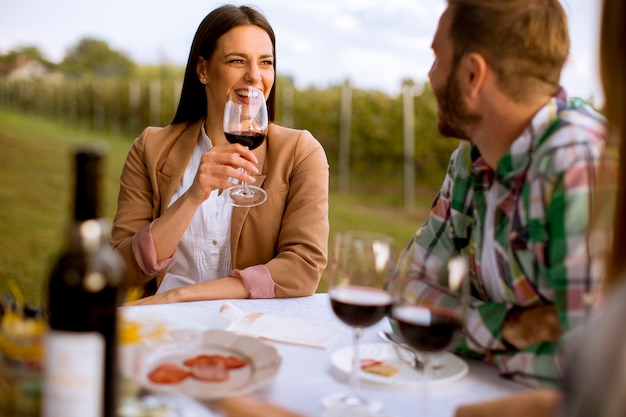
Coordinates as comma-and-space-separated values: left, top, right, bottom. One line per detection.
421, 353, 432, 416
239, 168, 251, 193
350, 327, 362, 399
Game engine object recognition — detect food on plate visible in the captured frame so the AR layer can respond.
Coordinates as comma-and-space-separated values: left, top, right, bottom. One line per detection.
184, 354, 248, 369
360, 359, 381, 369
148, 363, 191, 384
148, 353, 250, 384
222, 355, 249, 369
360, 358, 399, 377
190, 358, 229, 382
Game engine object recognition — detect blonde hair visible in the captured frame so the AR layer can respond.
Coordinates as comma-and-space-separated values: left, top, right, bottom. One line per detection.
446, 0, 569, 102
601, 0, 626, 286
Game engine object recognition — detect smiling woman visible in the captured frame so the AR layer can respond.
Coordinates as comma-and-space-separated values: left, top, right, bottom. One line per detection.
110, 4, 330, 305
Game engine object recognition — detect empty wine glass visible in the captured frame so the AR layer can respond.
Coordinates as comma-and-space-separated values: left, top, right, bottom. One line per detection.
391, 238, 470, 416
322, 231, 396, 414
222, 86, 268, 207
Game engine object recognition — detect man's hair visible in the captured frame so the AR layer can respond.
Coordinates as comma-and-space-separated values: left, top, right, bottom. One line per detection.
446, 0, 569, 102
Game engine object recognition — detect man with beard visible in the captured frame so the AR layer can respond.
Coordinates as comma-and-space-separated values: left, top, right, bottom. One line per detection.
398, 0, 616, 388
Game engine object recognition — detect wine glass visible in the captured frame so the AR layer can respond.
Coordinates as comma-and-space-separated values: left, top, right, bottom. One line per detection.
222, 86, 268, 207
391, 238, 470, 416
322, 231, 396, 413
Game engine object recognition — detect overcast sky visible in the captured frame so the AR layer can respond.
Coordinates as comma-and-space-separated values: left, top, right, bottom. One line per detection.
0, 0, 604, 105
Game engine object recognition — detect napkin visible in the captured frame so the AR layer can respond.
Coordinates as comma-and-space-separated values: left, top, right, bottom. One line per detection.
220, 303, 343, 349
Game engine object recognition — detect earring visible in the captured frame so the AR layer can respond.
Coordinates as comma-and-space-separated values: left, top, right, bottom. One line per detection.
202, 77, 207, 83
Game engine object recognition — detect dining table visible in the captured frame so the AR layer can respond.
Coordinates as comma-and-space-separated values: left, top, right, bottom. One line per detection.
126, 293, 529, 417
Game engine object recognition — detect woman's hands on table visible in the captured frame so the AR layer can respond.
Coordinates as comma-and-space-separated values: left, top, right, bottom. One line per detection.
123, 290, 179, 306
123, 277, 250, 306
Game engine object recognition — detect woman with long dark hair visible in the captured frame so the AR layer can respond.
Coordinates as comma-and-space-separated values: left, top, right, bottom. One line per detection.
111, 5, 329, 304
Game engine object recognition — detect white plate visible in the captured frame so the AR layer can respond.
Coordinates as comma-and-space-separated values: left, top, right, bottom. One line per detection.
138, 329, 282, 400
120, 303, 231, 332
331, 343, 468, 387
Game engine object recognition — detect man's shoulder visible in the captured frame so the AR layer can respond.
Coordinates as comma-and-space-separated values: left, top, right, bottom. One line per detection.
551, 100, 606, 142
561, 98, 604, 123
447, 141, 480, 177
537, 100, 606, 152
530, 101, 608, 174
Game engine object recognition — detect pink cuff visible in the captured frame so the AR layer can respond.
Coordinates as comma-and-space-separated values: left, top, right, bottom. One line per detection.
131, 221, 175, 276
231, 265, 275, 299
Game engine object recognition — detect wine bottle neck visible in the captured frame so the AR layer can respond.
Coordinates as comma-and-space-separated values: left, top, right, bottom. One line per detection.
72, 146, 105, 222
67, 145, 110, 252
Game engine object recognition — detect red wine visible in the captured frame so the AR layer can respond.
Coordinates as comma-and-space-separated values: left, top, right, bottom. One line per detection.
392, 305, 462, 353
329, 286, 392, 328
225, 131, 265, 150
43, 145, 125, 417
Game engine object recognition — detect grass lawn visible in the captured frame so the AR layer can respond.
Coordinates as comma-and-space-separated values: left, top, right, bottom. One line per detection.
0, 109, 435, 305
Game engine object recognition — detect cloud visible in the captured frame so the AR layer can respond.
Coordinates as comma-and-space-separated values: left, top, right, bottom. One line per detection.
0, 0, 603, 103
265, 0, 445, 92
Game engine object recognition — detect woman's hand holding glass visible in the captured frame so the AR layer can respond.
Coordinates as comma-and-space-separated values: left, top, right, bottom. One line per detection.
188, 143, 260, 203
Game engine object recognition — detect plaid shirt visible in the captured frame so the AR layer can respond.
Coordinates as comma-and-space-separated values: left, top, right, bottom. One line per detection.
407, 94, 616, 387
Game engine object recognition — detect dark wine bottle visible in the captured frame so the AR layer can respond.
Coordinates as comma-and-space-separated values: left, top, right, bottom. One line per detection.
42, 144, 125, 417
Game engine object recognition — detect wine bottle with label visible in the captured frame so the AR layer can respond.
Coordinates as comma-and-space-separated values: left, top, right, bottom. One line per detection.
42, 144, 125, 417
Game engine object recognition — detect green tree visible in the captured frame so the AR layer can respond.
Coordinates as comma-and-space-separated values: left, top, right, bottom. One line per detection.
136, 64, 184, 80
0, 45, 55, 69
351, 90, 403, 173
292, 84, 343, 159
59, 37, 135, 78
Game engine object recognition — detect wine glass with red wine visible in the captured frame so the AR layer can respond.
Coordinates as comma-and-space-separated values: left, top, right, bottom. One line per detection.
391, 238, 469, 416
222, 86, 268, 207
322, 231, 396, 413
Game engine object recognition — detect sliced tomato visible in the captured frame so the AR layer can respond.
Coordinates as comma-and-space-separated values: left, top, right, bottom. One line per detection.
183, 354, 221, 367
190, 358, 229, 382
148, 363, 191, 384
222, 355, 248, 369
183, 354, 248, 370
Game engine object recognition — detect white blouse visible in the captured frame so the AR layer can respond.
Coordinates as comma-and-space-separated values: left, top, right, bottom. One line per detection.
156, 124, 233, 294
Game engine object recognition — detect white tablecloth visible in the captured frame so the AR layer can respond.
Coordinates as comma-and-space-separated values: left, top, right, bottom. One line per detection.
148, 294, 527, 417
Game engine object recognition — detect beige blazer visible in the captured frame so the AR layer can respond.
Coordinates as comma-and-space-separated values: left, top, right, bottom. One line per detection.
111, 119, 329, 297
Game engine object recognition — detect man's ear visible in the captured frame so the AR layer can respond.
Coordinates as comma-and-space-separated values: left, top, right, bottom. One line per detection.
458, 52, 488, 101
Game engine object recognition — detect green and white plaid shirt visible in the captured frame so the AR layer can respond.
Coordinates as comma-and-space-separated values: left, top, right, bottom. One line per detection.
407, 93, 616, 387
